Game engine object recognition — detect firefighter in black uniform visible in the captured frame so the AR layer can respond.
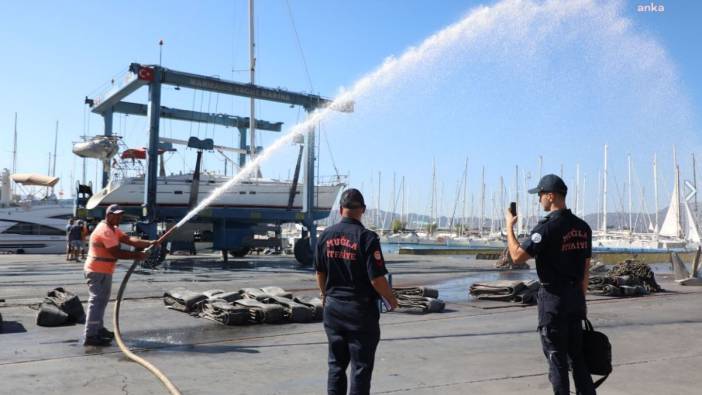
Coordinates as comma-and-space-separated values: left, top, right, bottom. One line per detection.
505, 174, 596, 395
315, 188, 399, 395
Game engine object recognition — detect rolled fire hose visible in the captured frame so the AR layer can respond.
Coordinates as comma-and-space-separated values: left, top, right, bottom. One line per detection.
113, 226, 182, 395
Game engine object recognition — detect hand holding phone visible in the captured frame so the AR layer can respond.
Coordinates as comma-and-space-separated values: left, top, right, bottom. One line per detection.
506, 202, 518, 229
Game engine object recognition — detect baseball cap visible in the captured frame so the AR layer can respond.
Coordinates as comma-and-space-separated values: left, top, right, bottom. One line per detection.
528, 174, 568, 196
340, 188, 366, 209
105, 204, 124, 215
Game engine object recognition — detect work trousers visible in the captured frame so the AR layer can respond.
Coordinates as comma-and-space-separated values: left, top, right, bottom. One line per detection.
323, 296, 381, 395
83, 272, 112, 338
538, 286, 595, 395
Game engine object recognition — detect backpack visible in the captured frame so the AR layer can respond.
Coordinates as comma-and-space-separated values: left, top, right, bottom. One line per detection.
582, 318, 612, 388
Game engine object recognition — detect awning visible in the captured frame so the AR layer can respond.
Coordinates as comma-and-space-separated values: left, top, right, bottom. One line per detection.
121, 148, 166, 160
11, 173, 60, 187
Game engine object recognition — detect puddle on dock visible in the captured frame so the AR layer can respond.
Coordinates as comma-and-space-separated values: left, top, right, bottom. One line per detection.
131, 258, 311, 276
432, 261, 678, 303
433, 269, 538, 303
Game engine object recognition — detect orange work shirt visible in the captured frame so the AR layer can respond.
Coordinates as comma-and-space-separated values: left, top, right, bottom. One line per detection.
84, 221, 126, 274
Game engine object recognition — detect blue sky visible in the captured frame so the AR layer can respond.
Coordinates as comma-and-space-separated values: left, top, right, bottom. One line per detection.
1, 0, 700, 223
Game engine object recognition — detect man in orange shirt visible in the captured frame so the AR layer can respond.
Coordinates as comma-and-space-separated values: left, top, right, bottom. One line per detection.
83, 204, 159, 346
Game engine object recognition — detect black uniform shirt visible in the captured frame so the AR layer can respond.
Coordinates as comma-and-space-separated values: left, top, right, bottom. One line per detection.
314, 217, 389, 300
520, 209, 592, 285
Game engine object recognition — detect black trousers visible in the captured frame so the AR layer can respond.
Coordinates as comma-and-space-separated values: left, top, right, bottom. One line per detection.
538, 287, 596, 395
323, 296, 381, 395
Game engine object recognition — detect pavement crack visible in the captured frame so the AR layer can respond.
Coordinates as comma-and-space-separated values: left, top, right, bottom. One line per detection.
375, 371, 548, 393
119, 373, 129, 395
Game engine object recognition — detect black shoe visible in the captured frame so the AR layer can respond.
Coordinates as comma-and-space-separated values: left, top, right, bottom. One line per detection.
84, 335, 112, 347
98, 327, 115, 339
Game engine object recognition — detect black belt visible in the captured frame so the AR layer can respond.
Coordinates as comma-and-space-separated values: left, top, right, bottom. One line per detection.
327, 295, 375, 304
541, 280, 578, 288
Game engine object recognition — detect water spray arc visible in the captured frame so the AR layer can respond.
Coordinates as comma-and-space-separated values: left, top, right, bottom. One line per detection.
106, 0, 696, 392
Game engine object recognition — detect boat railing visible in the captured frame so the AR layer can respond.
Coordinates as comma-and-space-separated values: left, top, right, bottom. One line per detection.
316, 174, 348, 186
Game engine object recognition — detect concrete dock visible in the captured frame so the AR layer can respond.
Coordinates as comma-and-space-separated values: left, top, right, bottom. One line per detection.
1, 253, 700, 394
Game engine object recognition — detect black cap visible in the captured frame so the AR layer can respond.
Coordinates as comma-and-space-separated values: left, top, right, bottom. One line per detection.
340, 188, 366, 209
528, 174, 568, 196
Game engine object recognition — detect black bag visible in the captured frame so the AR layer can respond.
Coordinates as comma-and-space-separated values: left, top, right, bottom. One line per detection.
36, 287, 86, 327
582, 318, 612, 388
46, 287, 85, 324
36, 302, 70, 327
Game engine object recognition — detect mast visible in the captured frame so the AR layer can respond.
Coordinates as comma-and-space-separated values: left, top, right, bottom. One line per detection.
480, 166, 485, 237
522, 169, 529, 232
581, 174, 586, 219
640, 186, 646, 232
575, 163, 580, 217
248, 0, 257, 162
430, 160, 435, 233
377, 171, 381, 229
628, 154, 632, 232
81, 134, 87, 185
654, 153, 659, 233
674, 146, 682, 236
499, 176, 505, 231
490, 191, 496, 234
470, 193, 475, 232
390, 172, 396, 226
603, 144, 608, 234
596, 170, 601, 231
46, 152, 51, 196
439, 181, 444, 229
11, 112, 17, 196
462, 157, 468, 236
400, 176, 405, 227
515, 165, 521, 235
693, 153, 698, 218
52, 121, 58, 195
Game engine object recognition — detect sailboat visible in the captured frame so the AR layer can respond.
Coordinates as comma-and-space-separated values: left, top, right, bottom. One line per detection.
85, 172, 344, 212
594, 148, 699, 252
655, 163, 699, 248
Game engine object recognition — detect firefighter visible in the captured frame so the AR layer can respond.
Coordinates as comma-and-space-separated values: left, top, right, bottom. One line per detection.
315, 188, 399, 395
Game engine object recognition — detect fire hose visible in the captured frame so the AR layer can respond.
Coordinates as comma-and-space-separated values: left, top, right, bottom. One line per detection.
113, 226, 182, 395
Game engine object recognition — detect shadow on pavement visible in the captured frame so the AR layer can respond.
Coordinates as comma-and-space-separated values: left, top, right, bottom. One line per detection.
0, 321, 28, 334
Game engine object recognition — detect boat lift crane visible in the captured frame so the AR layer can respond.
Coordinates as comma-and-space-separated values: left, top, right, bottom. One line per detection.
85, 63, 353, 263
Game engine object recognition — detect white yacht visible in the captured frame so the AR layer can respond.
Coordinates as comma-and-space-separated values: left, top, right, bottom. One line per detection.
0, 171, 73, 254
380, 231, 420, 244
445, 235, 506, 248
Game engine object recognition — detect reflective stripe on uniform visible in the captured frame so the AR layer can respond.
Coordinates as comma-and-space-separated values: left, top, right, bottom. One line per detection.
88, 256, 117, 262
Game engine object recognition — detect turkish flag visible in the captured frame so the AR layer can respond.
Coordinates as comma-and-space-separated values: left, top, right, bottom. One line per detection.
137, 67, 155, 81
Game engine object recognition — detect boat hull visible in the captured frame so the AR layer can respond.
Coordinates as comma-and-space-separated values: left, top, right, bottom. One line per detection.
0, 201, 73, 254
87, 176, 344, 211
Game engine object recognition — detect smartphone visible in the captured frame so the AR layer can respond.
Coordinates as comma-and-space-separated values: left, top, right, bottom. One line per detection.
509, 201, 517, 216
381, 297, 392, 311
